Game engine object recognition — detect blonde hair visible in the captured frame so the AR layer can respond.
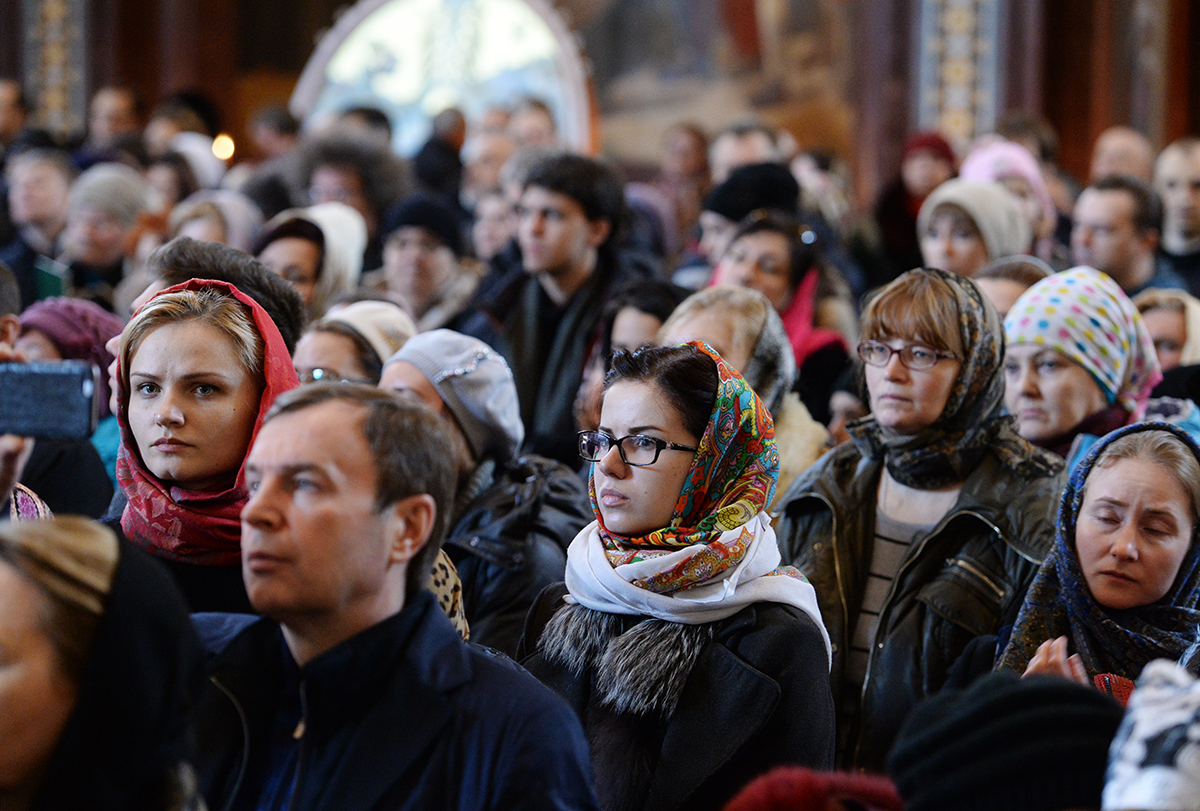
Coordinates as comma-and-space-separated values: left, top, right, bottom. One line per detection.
0, 517, 119, 683
860, 270, 965, 358
1134, 288, 1188, 317
1091, 430, 1200, 529
658, 285, 768, 367
120, 286, 264, 394
167, 199, 227, 241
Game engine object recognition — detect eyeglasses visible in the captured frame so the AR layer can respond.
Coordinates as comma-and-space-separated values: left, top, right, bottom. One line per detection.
577, 430, 697, 467
857, 341, 958, 371
297, 368, 370, 385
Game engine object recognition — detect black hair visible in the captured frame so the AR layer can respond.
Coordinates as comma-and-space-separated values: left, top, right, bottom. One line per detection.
253, 216, 326, 274
523, 154, 626, 255
305, 321, 384, 384
297, 134, 411, 221
252, 105, 299, 137
340, 106, 394, 141
146, 152, 200, 202
264, 383, 458, 600
147, 237, 306, 353
605, 344, 719, 440
1088, 175, 1163, 234
598, 278, 691, 370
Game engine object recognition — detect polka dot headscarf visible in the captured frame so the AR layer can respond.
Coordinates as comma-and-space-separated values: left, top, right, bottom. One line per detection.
1004, 266, 1161, 418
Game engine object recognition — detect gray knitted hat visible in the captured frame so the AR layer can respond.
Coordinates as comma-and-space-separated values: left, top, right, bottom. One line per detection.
917, 178, 1032, 261
385, 329, 524, 462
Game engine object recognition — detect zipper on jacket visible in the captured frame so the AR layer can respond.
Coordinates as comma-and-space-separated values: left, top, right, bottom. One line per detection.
210, 675, 251, 811
948, 557, 1005, 602
285, 681, 309, 811
854, 506, 1006, 766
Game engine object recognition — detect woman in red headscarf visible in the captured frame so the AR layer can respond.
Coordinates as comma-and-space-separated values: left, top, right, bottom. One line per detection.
109, 278, 298, 611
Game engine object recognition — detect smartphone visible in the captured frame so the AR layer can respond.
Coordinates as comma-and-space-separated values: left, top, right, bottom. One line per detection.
0, 361, 99, 439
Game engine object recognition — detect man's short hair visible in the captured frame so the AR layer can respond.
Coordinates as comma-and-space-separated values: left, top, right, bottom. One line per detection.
523, 154, 625, 250
252, 105, 299, 137
264, 383, 459, 598
5, 147, 78, 184
146, 237, 305, 353
1087, 175, 1163, 234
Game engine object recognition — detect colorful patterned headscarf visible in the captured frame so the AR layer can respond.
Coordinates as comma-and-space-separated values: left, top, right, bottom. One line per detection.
998, 422, 1200, 679
1005, 267, 1162, 419
588, 341, 781, 587
849, 267, 1055, 489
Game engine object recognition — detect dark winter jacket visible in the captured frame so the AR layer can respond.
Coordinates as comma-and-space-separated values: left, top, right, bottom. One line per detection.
773, 441, 1064, 770
518, 584, 835, 811
193, 590, 599, 811
446, 455, 590, 656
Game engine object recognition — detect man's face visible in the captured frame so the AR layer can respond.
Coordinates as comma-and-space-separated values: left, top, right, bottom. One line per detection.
241, 400, 397, 624
0, 81, 25, 142
7, 160, 70, 232
1071, 188, 1152, 278
516, 185, 605, 277
64, 206, 130, 267
1156, 147, 1200, 243
88, 89, 138, 149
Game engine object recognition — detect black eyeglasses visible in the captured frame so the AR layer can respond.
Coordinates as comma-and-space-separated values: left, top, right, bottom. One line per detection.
856, 341, 958, 371
577, 430, 698, 466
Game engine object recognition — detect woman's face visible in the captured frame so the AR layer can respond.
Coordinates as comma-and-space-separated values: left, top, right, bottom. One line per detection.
974, 277, 1029, 320
14, 329, 62, 362
594, 380, 699, 536
864, 338, 961, 434
610, 307, 664, 356
258, 237, 321, 310
1003, 345, 1110, 443
0, 562, 77, 794
382, 226, 457, 318
998, 175, 1045, 239
715, 231, 794, 312
1142, 307, 1188, 372
1076, 458, 1194, 610
920, 210, 990, 278
292, 331, 371, 384
128, 320, 261, 490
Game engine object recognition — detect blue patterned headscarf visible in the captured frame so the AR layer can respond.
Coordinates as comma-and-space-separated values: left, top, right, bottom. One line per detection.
999, 422, 1200, 679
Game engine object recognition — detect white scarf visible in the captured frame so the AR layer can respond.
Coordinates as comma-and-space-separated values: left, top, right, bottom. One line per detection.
564, 511, 831, 666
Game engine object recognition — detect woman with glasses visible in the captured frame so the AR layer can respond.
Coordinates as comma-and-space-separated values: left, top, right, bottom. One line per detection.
518, 341, 834, 811
292, 299, 416, 385
773, 267, 1065, 770
708, 209, 856, 423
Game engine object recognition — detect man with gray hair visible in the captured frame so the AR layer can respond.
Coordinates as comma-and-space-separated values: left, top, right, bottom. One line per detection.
61, 162, 151, 309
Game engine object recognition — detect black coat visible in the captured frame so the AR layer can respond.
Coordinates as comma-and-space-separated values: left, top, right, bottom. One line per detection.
518, 584, 834, 811
194, 590, 600, 811
446, 455, 590, 656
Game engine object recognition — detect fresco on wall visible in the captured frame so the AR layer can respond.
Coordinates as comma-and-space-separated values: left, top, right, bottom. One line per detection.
580, 0, 856, 163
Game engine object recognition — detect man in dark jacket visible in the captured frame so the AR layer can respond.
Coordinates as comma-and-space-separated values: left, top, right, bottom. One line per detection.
381, 329, 590, 657
192, 384, 599, 811
497, 153, 652, 466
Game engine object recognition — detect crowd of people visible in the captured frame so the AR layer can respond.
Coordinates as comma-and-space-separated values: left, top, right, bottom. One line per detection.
3, 74, 1200, 811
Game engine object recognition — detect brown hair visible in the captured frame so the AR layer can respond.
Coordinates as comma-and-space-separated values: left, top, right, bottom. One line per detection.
860, 269, 965, 358
976, 254, 1053, 289
0, 517, 119, 683
264, 383, 458, 599
1089, 429, 1200, 531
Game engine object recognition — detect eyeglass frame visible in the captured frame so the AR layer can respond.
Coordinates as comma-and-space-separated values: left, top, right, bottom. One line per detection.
856, 340, 959, 371
577, 430, 698, 467
297, 367, 371, 385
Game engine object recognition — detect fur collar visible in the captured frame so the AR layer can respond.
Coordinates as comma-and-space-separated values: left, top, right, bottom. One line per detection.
539, 603, 714, 717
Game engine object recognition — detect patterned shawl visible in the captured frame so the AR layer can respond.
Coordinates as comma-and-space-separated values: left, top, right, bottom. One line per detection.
998, 422, 1200, 679
117, 279, 299, 565
849, 267, 1053, 489
565, 340, 829, 650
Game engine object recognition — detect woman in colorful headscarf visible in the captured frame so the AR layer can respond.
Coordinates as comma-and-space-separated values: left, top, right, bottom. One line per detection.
773, 267, 1065, 770
518, 342, 834, 811
109, 278, 299, 612
998, 423, 1200, 703
1004, 267, 1164, 469
17, 297, 127, 484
